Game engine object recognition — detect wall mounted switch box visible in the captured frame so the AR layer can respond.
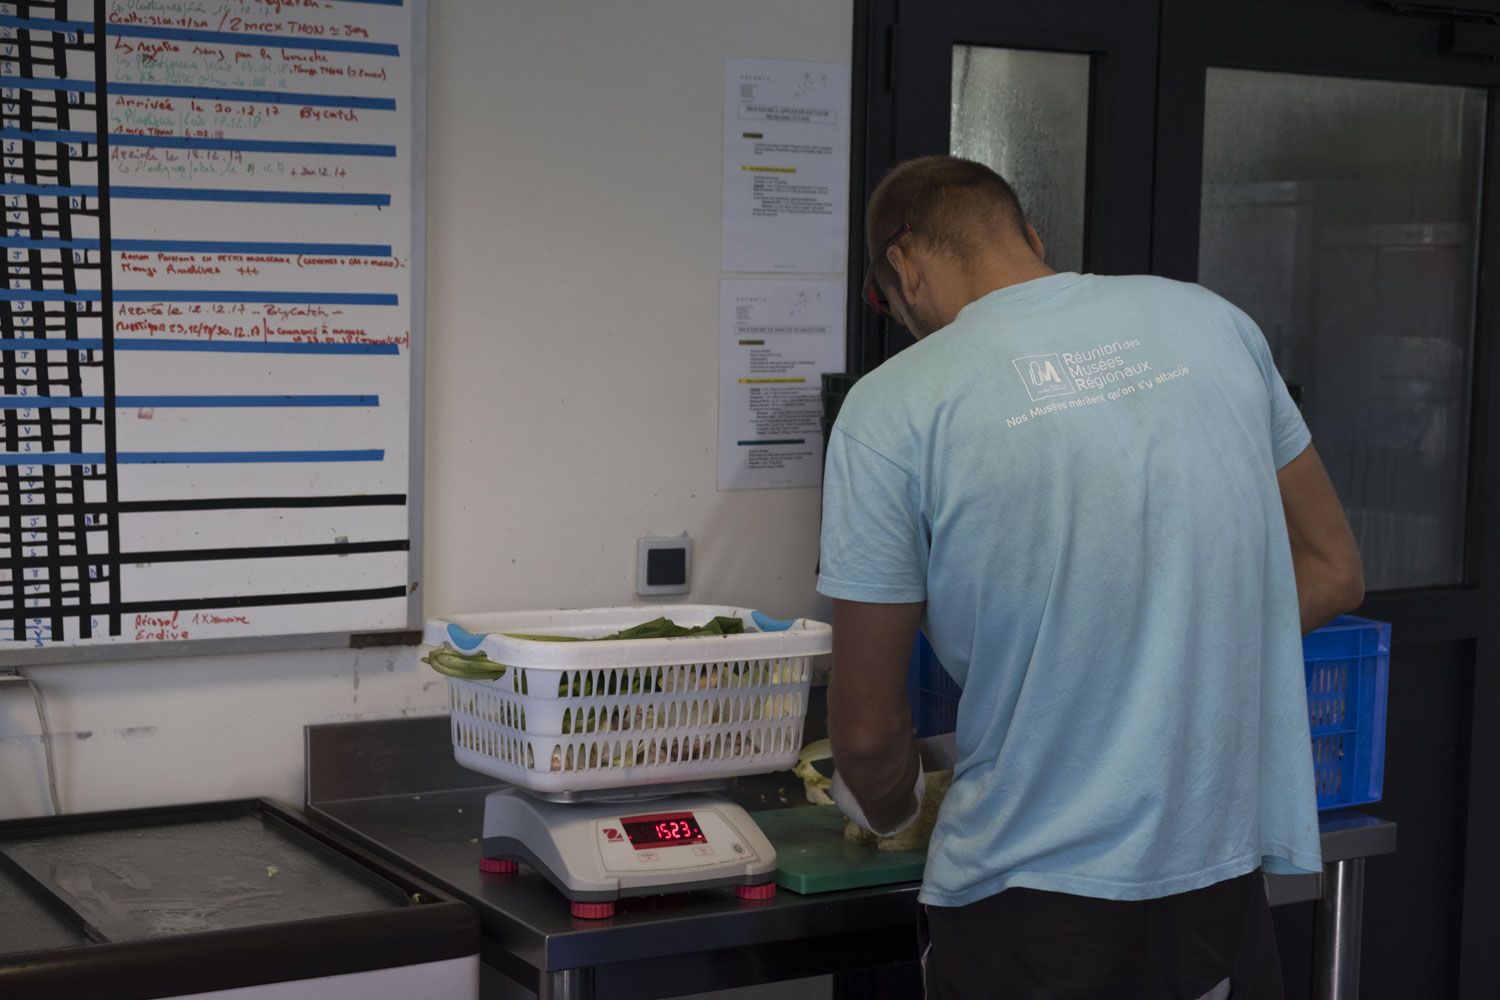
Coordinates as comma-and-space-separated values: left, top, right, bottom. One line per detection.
636, 535, 691, 596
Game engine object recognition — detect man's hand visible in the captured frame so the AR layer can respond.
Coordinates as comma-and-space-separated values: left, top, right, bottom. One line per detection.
1278, 444, 1364, 633
831, 759, 926, 837
827, 598, 925, 833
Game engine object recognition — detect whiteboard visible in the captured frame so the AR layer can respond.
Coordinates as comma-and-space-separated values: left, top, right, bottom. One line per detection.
0, 0, 425, 662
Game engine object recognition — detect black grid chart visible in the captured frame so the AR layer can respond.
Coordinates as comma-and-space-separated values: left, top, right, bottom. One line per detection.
0, 1, 116, 644
0, 1, 417, 654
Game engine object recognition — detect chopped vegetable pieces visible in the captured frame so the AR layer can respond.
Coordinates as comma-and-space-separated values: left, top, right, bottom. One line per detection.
506, 615, 748, 643
794, 739, 835, 806
421, 648, 506, 680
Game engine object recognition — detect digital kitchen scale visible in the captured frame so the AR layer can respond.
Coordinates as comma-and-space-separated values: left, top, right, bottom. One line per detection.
479, 785, 777, 919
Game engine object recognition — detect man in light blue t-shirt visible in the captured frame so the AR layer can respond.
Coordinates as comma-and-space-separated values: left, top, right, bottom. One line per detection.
820, 156, 1364, 1000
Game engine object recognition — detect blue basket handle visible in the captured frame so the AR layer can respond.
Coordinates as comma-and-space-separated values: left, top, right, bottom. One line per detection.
446, 623, 487, 651
750, 610, 797, 633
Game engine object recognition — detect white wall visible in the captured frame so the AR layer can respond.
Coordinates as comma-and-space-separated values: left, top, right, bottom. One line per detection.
424, 0, 848, 619
0, 0, 851, 819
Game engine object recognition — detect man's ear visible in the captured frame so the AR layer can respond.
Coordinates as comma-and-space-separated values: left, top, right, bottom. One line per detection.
1024, 223, 1046, 263
886, 243, 922, 305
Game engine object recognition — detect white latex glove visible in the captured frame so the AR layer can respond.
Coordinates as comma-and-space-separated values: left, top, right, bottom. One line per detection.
830, 758, 925, 838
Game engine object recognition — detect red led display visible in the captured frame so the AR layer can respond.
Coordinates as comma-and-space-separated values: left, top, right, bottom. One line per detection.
619, 811, 707, 849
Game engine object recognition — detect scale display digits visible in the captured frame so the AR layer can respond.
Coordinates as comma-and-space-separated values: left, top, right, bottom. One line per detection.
620, 812, 707, 849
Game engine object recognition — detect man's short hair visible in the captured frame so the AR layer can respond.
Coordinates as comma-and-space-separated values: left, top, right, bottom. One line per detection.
865, 156, 1028, 275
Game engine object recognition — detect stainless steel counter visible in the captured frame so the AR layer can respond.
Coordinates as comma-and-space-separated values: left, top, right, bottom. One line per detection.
304, 715, 1395, 1000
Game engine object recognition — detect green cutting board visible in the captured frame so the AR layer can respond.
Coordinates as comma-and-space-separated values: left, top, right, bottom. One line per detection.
754, 806, 928, 894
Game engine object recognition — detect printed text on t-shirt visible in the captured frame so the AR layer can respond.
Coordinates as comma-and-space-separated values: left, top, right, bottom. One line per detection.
1006, 339, 1190, 428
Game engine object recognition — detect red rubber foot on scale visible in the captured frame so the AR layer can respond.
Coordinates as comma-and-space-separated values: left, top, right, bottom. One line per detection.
570, 900, 616, 920
736, 882, 777, 900
478, 858, 519, 874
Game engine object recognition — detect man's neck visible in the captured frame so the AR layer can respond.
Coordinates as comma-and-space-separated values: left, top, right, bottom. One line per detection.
966, 253, 1058, 302
932, 254, 1058, 330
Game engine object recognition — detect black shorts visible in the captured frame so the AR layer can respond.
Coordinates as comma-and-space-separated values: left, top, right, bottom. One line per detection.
919, 870, 1283, 1000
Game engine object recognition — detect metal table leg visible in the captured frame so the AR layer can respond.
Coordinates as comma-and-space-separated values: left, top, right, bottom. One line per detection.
538, 967, 593, 1000
1312, 857, 1365, 1000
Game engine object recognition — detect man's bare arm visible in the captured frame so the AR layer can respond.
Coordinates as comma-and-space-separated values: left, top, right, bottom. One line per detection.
1277, 444, 1364, 633
827, 598, 925, 832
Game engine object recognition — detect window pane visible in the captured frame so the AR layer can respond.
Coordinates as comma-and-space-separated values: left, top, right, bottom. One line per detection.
951, 46, 1090, 273
1199, 68, 1485, 591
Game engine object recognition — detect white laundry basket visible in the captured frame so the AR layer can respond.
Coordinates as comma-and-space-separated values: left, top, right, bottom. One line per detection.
422, 606, 829, 795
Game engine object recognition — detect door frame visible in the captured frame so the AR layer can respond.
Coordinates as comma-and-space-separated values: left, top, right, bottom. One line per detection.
848, 0, 1160, 370
854, 1, 1500, 994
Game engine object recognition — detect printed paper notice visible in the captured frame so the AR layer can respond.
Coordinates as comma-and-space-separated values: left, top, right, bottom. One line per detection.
722, 58, 851, 273
719, 280, 845, 490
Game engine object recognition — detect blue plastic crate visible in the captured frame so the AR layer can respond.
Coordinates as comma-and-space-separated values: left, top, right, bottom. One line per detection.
1303, 615, 1390, 811
905, 616, 1390, 812
907, 632, 960, 737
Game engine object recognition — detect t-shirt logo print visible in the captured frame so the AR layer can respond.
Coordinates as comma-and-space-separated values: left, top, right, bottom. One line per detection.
1012, 354, 1077, 402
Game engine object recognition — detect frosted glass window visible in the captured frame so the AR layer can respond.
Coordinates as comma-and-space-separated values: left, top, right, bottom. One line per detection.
951, 46, 1090, 273
1199, 69, 1485, 591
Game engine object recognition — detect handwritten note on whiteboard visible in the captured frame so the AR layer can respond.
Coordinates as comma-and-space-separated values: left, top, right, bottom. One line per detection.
0, 1, 421, 654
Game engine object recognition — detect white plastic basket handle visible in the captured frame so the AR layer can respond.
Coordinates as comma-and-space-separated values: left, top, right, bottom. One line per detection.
446, 622, 487, 650
749, 610, 798, 632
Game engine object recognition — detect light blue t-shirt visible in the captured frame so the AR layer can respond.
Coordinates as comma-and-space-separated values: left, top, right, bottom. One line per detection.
817, 272, 1322, 908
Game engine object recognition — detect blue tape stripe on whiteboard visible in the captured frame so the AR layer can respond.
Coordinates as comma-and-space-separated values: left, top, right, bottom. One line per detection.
0, 129, 94, 144
0, 185, 394, 209
0, 338, 401, 355
0, 16, 90, 33
0, 396, 378, 408
0, 289, 100, 301
750, 610, 797, 632
105, 25, 400, 56
0, 184, 96, 197
116, 339, 402, 355
111, 240, 393, 255
0, 78, 94, 92
12, 131, 395, 157
113, 186, 391, 206
0, 16, 406, 54
108, 134, 398, 157
0, 290, 396, 305
0, 238, 97, 250
118, 450, 387, 464
0, 451, 385, 466
113, 291, 400, 305
446, 624, 487, 651
0, 338, 99, 350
